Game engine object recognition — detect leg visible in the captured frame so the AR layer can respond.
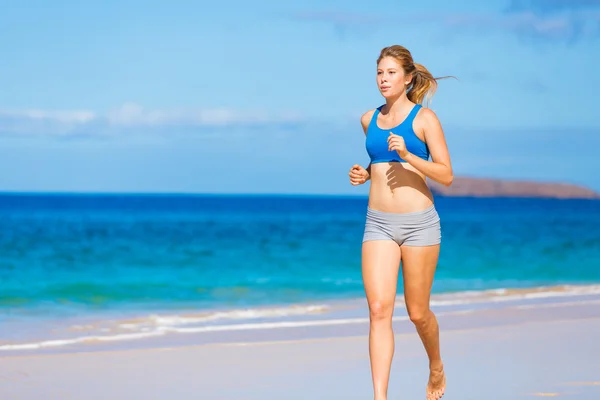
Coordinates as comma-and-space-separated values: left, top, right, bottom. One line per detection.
400, 244, 446, 399
362, 240, 402, 400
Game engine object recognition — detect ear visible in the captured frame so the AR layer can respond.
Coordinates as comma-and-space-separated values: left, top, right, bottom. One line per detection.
405, 74, 413, 85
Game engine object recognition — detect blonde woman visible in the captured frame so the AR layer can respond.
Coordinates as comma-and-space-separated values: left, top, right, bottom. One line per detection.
349, 45, 454, 400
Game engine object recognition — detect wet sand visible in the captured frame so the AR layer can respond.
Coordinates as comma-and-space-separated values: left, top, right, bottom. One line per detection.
1, 298, 599, 400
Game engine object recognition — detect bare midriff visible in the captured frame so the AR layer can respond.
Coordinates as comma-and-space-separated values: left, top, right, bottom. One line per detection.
368, 161, 435, 213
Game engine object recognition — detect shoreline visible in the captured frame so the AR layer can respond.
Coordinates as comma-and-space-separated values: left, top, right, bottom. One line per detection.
1, 299, 599, 399
2, 283, 599, 356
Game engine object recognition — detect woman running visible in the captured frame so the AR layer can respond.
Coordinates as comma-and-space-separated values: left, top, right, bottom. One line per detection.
348, 44, 454, 400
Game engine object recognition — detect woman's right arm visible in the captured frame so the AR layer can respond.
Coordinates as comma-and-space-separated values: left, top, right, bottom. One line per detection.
361, 110, 375, 180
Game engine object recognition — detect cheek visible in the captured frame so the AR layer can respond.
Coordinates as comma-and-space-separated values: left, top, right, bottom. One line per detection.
393, 74, 406, 86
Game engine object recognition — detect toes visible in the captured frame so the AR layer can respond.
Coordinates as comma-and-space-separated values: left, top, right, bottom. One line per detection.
427, 379, 446, 400
427, 388, 444, 400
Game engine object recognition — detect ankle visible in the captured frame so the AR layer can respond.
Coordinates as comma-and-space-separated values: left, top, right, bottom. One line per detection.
429, 359, 444, 371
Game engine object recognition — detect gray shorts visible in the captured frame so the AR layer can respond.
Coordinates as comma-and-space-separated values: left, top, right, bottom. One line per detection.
362, 205, 441, 246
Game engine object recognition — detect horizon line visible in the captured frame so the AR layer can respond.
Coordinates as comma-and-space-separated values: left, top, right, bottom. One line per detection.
1, 190, 598, 202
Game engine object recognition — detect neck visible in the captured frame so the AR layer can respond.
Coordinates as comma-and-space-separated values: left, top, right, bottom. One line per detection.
384, 92, 412, 114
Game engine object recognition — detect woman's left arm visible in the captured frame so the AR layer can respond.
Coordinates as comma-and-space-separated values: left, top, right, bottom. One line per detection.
394, 108, 454, 187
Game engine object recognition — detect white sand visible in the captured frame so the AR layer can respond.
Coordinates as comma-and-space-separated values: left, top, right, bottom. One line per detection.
1, 311, 599, 399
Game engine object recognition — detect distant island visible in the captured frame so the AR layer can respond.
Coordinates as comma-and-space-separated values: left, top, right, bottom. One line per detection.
428, 177, 600, 199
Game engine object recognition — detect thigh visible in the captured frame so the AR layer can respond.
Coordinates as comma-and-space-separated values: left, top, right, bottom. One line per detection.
362, 240, 402, 308
400, 244, 440, 314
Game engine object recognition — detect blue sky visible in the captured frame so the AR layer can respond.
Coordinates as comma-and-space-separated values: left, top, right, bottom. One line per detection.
1, 0, 599, 194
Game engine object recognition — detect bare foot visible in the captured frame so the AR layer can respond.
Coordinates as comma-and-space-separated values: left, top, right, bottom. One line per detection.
426, 363, 446, 400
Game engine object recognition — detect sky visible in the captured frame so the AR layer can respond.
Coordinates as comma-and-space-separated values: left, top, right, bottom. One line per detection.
1, 0, 599, 195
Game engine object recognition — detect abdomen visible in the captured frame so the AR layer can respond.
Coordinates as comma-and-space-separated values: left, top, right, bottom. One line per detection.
368, 162, 435, 213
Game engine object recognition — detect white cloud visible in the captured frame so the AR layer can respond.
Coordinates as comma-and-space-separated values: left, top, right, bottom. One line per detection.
0, 109, 98, 136
0, 109, 97, 124
505, 0, 600, 14
290, 5, 600, 43
0, 103, 304, 136
105, 103, 301, 127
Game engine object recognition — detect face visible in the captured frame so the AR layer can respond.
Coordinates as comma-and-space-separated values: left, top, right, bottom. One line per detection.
376, 56, 411, 99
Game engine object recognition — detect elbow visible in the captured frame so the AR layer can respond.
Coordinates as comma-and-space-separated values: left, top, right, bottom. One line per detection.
443, 173, 454, 187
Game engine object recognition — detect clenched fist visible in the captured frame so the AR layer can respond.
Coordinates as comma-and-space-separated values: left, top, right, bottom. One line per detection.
387, 132, 409, 159
349, 164, 369, 186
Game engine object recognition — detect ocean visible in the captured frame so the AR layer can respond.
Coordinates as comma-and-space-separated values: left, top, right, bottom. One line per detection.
1, 193, 599, 352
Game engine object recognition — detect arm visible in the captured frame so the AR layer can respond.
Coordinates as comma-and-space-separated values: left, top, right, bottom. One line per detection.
361, 110, 375, 181
365, 163, 372, 181
402, 108, 454, 186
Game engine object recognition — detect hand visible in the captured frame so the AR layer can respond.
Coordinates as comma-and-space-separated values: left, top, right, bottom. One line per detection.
349, 164, 369, 186
387, 132, 409, 159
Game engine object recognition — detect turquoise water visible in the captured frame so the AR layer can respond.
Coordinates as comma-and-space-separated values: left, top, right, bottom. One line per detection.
1, 193, 599, 318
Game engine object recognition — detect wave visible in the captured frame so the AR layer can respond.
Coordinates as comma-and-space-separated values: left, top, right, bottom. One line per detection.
427, 284, 600, 306
144, 304, 329, 326
1, 284, 599, 352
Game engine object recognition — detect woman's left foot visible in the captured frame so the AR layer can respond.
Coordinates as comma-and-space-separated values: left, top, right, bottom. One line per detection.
426, 363, 446, 400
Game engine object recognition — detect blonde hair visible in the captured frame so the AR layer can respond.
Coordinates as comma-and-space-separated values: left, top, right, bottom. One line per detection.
377, 45, 455, 106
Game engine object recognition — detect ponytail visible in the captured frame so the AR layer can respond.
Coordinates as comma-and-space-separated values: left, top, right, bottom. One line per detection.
408, 63, 438, 106
377, 45, 457, 107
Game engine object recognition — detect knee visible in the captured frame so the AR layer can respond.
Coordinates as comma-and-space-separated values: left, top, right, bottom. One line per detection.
369, 300, 394, 322
408, 308, 432, 328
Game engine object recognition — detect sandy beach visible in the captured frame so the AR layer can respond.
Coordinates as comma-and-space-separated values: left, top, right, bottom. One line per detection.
2, 291, 599, 400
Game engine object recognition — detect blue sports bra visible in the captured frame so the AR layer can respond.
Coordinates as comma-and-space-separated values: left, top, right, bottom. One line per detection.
365, 104, 429, 164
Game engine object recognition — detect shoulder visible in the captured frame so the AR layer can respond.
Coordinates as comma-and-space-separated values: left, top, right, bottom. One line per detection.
414, 106, 442, 132
415, 106, 439, 124
360, 108, 377, 134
